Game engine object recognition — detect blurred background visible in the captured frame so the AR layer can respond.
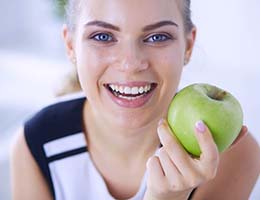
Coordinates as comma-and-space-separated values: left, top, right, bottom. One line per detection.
0, 0, 259, 199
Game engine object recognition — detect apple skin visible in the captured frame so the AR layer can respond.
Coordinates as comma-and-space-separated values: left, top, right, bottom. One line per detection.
167, 83, 243, 157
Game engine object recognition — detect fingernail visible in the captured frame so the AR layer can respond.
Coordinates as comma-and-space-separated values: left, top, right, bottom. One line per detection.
195, 120, 206, 133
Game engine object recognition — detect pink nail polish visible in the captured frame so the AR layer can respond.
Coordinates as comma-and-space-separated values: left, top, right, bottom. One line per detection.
195, 120, 206, 133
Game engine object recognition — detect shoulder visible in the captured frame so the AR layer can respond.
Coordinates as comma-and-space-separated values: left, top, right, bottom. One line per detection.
220, 132, 260, 182
193, 132, 260, 200
219, 132, 260, 178
17, 94, 87, 197
10, 128, 53, 200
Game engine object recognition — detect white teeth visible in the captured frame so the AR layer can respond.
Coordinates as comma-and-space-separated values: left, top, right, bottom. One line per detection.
139, 87, 144, 93
119, 86, 124, 93
118, 93, 146, 100
108, 84, 153, 95
124, 87, 132, 94
110, 85, 115, 91
115, 85, 119, 92
131, 87, 139, 95
144, 85, 148, 93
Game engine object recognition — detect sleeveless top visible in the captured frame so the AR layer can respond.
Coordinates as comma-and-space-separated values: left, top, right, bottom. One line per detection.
24, 94, 196, 200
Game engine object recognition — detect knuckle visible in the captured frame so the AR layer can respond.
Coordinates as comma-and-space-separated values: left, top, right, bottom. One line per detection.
206, 168, 218, 180
199, 161, 218, 181
188, 177, 199, 187
186, 173, 202, 187
207, 150, 219, 165
168, 182, 177, 191
200, 167, 217, 181
169, 180, 185, 192
158, 148, 165, 156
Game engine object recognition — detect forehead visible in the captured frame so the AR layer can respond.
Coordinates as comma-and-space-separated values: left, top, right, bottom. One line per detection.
78, 0, 183, 29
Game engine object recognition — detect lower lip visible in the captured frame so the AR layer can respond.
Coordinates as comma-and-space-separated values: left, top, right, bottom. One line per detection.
105, 87, 156, 108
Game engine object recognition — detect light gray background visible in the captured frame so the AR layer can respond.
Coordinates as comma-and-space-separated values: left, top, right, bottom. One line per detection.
0, 0, 259, 199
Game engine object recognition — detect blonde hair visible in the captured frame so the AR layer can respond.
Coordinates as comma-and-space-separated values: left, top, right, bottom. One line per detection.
55, 68, 82, 97
65, 0, 193, 33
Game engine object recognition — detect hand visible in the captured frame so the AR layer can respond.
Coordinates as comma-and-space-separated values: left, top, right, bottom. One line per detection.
144, 119, 220, 200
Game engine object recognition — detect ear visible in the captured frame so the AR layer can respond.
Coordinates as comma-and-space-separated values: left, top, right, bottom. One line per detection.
184, 26, 197, 65
62, 24, 76, 63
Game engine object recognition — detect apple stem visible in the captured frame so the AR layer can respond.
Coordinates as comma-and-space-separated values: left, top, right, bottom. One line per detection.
214, 90, 227, 100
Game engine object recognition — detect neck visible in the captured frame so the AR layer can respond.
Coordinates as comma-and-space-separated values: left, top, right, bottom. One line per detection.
83, 102, 160, 166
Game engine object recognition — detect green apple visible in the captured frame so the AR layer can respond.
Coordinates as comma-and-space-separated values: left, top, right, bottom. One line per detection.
167, 83, 243, 157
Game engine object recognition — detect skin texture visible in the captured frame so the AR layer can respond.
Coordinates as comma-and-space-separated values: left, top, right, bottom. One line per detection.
10, 128, 53, 200
10, 0, 260, 200
73, 0, 191, 130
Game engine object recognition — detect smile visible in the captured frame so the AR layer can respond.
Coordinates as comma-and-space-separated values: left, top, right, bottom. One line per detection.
104, 82, 157, 108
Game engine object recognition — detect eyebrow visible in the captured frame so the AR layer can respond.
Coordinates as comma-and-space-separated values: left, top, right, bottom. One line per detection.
142, 20, 179, 32
85, 20, 120, 31
84, 20, 179, 32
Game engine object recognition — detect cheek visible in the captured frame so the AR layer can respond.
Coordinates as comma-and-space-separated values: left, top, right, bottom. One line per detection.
76, 48, 103, 94
153, 48, 184, 80
76, 46, 116, 96
152, 48, 184, 101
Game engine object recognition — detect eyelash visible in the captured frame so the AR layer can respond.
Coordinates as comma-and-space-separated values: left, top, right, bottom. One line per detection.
89, 32, 173, 44
90, 32, 115, 42
144, 33, 173, 43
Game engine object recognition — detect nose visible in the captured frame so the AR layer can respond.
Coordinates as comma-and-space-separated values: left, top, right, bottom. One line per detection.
115, 42, 149, 73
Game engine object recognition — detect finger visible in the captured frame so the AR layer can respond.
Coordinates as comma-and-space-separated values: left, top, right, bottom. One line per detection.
146, 156, 167, 188
157, 119, 193, 176
157, 147, 184, 188
229, 125, 248, 148
194, 120, 219, 168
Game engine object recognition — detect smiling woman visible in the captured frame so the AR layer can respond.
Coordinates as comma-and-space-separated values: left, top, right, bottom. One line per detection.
10, 1, 260, 200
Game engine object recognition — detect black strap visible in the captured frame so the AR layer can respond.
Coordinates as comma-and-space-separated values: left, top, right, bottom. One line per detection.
24, 97, 86, 198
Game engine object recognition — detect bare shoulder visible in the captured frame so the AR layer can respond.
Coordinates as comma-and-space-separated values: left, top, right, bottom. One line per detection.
10, 127, 52, 200
193, 132, 260, 200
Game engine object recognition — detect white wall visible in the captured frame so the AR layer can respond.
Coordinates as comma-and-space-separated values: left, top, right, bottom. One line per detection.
191, 0, 260, 69
0, 0, 64, 58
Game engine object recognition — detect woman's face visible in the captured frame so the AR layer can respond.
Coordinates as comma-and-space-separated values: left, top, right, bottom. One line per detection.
65, 0, 196, 129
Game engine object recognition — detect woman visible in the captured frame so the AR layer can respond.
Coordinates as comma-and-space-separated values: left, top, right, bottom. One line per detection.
11, 0, 260, 200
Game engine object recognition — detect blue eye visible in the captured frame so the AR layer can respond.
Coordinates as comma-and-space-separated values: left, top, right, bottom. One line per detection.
92, 33, 113, 42
145, 34, 171, 43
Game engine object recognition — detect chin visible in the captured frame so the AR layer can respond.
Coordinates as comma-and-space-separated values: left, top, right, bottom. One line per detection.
107, 107, 159, 131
